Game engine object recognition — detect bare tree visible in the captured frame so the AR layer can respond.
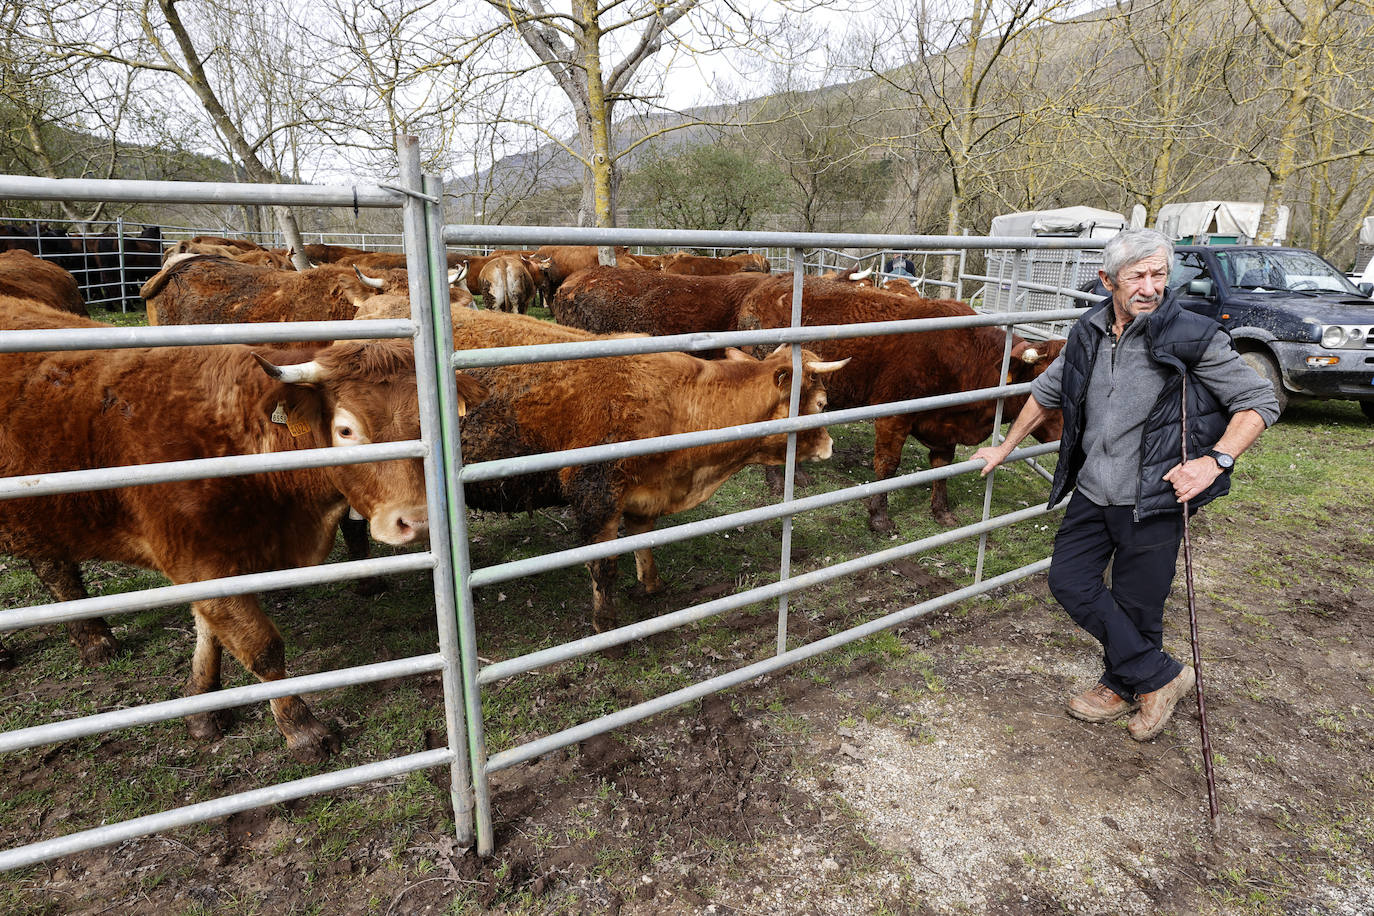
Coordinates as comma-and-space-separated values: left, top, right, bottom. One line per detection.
1046, 0, 1240, 224
424, 0, 780, 259
26, 0, 350, 264
1224, 0, 1374, 244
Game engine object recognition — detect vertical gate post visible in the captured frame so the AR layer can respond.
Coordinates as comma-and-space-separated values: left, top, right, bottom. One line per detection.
419, 172, 495, 857
395, 136, 478, 848
774, 247, 806, 656
116, 216, 128, 313
976, 246, 1026, 584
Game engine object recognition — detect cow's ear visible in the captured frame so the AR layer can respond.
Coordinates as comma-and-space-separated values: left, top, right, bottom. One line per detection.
454, 372, 488, 417
722, 347, 754, 362
773, 366, 792, 389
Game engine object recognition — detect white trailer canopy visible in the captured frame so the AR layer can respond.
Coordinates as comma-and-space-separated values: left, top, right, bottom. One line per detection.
1155, 201, 1290, 243
989, 206, 1128, 239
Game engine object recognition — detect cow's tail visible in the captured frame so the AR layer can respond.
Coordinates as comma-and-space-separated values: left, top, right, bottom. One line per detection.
491, 265, 512, 312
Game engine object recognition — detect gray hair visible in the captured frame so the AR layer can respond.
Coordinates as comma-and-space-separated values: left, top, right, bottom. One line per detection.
1101, 228, 1174, 283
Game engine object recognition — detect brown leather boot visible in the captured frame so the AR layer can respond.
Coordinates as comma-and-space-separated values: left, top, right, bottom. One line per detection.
1128, 666, 1196, 741
1067, 683, 1139, 723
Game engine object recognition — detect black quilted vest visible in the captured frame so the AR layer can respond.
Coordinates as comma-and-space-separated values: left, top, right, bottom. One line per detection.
1048, 292, 1232, 520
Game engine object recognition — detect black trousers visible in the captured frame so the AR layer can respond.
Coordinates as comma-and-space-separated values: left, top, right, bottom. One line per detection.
1047, 491, 1185, 699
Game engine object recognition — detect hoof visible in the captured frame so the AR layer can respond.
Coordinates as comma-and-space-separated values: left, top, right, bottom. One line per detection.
353, 576, 389, 597
77, 634, 121, 667
287, 724, 341, 764
867, 514, 896, 537
934, 510, 958, 528
630, 580, 666, 599
186, 709, 227, 742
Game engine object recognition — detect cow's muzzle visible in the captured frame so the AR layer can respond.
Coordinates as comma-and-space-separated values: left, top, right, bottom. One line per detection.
802, 430, 834, 462
371, 505, 429, 546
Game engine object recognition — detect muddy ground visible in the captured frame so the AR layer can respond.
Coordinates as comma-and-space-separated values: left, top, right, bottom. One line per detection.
3, 405, 1373, 915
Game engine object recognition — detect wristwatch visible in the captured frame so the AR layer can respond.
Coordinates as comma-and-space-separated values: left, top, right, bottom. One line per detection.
1204, 449, 1235, 472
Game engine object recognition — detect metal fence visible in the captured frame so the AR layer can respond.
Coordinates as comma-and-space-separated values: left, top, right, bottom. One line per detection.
0, 138, 478, 871
0, 148, 1104, 868
433, 223, 1099, 855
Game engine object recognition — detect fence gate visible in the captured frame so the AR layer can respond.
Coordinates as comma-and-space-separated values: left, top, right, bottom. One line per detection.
0, 142, 1103, 868
0, 136, 480, 870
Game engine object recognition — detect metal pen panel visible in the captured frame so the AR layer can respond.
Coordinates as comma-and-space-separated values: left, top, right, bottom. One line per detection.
0, 320, 414, 353
395, 138, 481, 850
458, 381, 1040, 484
0, 654, 446, 754
0, 175, 403, 209
0, 749, 456, 873
485, 559, 1051, 773
465, 443, 1062, 592
1, 553, 435, 630
443, 224, 1109, 253
0, 441, 425, 502
478, 497, 1065, 685
447, 309, 1087, 368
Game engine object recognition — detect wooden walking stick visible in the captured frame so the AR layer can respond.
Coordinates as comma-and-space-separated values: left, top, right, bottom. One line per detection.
1180, 374, 1221, 833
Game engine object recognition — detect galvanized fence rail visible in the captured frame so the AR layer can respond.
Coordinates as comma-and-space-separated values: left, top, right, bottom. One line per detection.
1, 152, 1105, 867
437, 223, 1102, 855
0, 137, 478, 872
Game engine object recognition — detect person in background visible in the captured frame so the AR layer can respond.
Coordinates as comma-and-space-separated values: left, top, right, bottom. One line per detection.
973, 228, 1279, 741
886, 253, 916, 276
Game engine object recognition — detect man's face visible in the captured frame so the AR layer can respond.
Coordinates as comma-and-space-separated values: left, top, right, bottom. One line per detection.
1101, 251, 1170, 325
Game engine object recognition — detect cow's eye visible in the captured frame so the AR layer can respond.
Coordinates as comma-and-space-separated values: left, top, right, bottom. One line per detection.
336, 425, 355, 439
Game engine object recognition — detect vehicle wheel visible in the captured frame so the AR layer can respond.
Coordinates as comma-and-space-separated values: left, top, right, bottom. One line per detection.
1241, 350, 1288, 415
1361, 401, 1374, 422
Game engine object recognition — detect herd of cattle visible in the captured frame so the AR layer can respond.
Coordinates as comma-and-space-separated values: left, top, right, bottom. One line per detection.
0, 232, 1067, 762
0, 222, 164, 309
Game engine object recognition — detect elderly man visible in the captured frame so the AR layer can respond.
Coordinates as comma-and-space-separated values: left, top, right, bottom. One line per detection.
974, 228, 1279, 741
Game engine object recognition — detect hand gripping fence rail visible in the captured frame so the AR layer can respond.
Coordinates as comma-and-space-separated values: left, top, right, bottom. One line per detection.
0, 141, 1101, 868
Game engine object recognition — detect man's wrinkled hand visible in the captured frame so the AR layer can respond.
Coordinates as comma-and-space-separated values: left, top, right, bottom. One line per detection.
973, 445, 1010, 478
1162, 457, 1222, 503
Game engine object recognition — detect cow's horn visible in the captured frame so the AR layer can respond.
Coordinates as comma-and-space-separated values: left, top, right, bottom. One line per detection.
354, 266, 386, 289
254, 352, 324, 384
806, 357, 850, 374
1021, 347, 1041, 363
849, 268, 872, 281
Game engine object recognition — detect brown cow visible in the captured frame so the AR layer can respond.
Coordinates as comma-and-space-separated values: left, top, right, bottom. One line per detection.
307, 244, 468, 272
552, 266, 772, 338
528, 245, 640, 301
450, 308, 846, 631
660, 254, 752, 276
880, 277, 923, 297
162, 235, 266, 263
735, 284, 1065, 531
473, 254, 540, 314
303, 243, 368, 264
0, 249, 87, 317
142, 253, 421, 595
0, 298, 487, 760
142, 255, 409, 332
550, 268, 1064, 530
724, 251, 771, 273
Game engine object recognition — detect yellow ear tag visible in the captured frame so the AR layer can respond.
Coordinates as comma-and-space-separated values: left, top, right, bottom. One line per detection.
286, 412, 311, 438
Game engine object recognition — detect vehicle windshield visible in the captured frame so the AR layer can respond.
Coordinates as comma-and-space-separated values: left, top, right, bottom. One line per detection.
1214, 249, 1361, 294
